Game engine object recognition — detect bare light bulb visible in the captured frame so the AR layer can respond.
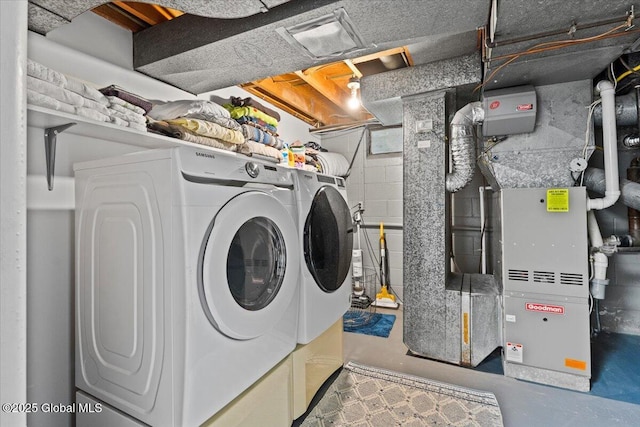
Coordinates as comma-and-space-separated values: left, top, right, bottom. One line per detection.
346, 76, 361, 109
348, 90, 360, 109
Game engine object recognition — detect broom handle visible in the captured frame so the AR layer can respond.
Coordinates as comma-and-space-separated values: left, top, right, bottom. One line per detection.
380, 223, 386, 288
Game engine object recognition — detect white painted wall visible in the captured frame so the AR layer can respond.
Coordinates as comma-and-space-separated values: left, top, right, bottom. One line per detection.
1, 3, 28, 427
46, 11, 133, 70
320, 127, 405, 302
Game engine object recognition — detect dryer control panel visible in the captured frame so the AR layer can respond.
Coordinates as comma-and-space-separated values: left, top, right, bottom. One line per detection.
177, 146, 294, 188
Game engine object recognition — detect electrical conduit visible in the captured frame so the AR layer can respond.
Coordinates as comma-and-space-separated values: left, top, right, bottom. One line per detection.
588, 81, 621, 211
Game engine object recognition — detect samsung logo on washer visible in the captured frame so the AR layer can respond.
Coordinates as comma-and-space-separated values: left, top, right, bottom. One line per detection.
196, 152, 215, 159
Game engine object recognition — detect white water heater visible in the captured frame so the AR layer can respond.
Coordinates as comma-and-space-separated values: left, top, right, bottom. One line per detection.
500, 187, 591, 392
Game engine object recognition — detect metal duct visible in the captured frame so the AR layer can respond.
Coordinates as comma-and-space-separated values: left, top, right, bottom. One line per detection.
593, 90, 639, 127
584, 167, 640, 211
446, 101, 484, 193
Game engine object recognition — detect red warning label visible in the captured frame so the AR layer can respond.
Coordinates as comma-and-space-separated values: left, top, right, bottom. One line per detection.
517, 103, 534, 111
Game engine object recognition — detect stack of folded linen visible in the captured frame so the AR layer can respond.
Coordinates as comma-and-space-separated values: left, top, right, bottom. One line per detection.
104, 96, 148, 132
26, 59, 111, 123
100, 85, 153, 132
147, 99, 251, 154
223, 97, 285, 151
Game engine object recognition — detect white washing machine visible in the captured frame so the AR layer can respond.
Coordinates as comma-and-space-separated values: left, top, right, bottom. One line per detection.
295, 170, 353, 344
74, 146, 300, 427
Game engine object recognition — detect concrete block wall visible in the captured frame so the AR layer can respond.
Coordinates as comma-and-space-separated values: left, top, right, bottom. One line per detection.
320, 128, 405, 302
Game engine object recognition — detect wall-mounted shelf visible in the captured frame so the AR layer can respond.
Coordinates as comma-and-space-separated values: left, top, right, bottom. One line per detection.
27, 104, 198, 150
27, 105, 245, 190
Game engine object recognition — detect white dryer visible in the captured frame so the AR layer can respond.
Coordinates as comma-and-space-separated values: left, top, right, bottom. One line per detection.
74, 147, 300, 427
295, 170, 353, 344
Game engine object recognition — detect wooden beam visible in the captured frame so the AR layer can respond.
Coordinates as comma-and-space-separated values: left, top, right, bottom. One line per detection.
92, 4, 147, 32
113, 1, 169, 26
350, 46, 410, 65
343, 59, 363, 78
243, 77, 354, 127
294, 69, 360, 119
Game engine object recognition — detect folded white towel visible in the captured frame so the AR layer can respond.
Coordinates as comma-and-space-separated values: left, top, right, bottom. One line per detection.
79, 97, 110, 116
245, 141, 282, 162
65, 77, 109, 106
27, 89, 75, 114
316, 152, 350, 177
148, 99, 231, 121
27, 59, 67, 87
106, 96, 146, 115
28, 76, 84, 107
75, 107, 110, 123
109, 104, 146, 124
128, 122, 147, 132
110, 116, 129, 127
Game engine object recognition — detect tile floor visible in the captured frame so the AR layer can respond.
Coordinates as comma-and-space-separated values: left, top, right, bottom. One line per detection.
341, 306, 640, 427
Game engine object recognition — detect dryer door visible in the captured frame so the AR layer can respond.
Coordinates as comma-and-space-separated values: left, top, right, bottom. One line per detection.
303, 186, 354, 292
199, 191, 300, 340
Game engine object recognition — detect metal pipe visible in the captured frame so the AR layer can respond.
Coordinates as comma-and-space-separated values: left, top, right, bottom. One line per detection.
623, 134, 640, 147
479, 186, 492, 274
588, 81, 621, 211
446, 102, 484, 193
584, 167, 640, 211
593, 90, 638, 127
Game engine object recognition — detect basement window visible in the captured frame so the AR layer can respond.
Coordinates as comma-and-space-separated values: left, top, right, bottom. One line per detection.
369, 126, 403, 155
276, 8, 366, 59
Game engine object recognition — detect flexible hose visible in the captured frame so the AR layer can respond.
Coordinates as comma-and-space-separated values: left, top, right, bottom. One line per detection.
446, 102, 484, 192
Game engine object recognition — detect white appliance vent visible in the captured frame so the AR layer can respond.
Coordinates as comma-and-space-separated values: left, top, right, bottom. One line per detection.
533, 271, 555, 284
508, 269, 529, 281
560, 272, 583, 286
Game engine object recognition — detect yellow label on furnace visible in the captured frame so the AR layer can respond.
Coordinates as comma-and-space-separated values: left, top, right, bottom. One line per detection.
546, 188, 569, 212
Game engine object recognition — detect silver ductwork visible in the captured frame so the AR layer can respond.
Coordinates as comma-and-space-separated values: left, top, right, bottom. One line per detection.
584, 167, 640, 211
446, 101, 484, 193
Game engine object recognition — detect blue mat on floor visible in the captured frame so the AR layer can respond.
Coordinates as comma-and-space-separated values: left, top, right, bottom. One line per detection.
343, 312, 396, 337
469, 332, 640, 405
590, 332, 640, 404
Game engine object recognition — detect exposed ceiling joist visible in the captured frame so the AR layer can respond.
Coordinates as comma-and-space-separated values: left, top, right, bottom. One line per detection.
343, 59, 363, 78
242, 76, 355, 127
294, 69, 359, 119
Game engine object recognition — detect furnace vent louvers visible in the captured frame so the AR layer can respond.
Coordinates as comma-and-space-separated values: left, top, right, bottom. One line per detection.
276, 8, 367, 60
508, 269, 529, 281
560, 273, 584, 286
508, 269, 584, 286
533, 271, 555, 284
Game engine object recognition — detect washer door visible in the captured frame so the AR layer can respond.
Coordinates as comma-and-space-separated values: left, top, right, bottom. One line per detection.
199, 191, 299, 340
303, 186, 354, 292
